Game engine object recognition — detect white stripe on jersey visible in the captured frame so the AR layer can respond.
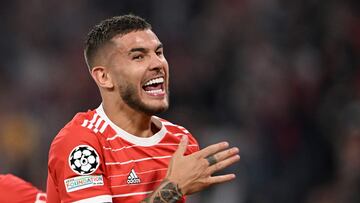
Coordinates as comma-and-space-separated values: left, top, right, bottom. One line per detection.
81, 119, 89, 127
73, 195, 112, 203
111, 179, 163, 188
161, 121, 177, 126
162, 121, 190, 134
105, 155, 172, 166
94, 116, 102, 128
93, 117, 103, 133
103, 143, 198, 152
162, 121, 189, 133
152, 116, 189, 134
177, 127, 190, 134
87, 113, 99, 130
156, 143, 198, 147
108, 168, 168, 178
172, 133, 187, 136
99, 122, 108, 133
103, 145, 135, 152
35, 192, 47, 203
106, 134, 121, 141
112, 191, 152, 198
80, 113, 109, 134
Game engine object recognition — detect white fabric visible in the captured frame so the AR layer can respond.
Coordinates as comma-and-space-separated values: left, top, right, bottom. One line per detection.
96, 104, 167, 146
72, 195, 112, 203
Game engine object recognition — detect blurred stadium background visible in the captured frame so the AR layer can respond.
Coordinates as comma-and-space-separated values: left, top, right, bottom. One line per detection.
0, 0, 359, 202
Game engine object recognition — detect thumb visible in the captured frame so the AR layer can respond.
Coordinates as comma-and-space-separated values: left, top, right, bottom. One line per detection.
174, 135, 188, 156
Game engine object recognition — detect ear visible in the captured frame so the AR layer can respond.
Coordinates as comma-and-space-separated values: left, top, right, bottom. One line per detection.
91, 66, 114, 89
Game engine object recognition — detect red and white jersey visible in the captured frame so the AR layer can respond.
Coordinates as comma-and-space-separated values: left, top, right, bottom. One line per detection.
47, 104, 199, 203
0, 174, 47, 203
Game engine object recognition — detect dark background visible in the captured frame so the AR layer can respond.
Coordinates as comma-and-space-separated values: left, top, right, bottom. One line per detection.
0, 0, 359, 202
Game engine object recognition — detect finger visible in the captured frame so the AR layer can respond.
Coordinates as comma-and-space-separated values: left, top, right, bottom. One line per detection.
205, 155, 217, 166
212, 147, 239, 163
208, 155, 240, 174
174, 135, 188, 156
198, 141, 229, 158
208, 174, 236, 185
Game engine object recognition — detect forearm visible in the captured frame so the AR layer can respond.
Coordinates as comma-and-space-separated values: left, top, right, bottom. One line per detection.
140, 179, 183, 203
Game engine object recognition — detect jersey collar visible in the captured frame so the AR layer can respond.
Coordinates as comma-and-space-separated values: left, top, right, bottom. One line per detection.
96, 104, 167, 146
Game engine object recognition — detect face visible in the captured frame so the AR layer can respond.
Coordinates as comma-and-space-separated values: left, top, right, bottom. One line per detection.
107, 29, 169, 115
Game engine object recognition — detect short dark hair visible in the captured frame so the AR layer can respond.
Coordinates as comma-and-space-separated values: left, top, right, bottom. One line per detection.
84, 14, 152, 69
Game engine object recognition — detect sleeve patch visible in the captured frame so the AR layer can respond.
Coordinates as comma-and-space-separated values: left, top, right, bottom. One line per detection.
64, 175, 104, 193
68, 145, 100, 175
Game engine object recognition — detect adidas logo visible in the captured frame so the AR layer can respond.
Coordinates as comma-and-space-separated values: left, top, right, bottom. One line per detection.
127, 169, 141, 184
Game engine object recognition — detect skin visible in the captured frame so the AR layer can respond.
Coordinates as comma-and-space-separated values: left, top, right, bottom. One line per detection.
90, 28, 240, 202
91, 29, 169, 137
142, 135, 240, 202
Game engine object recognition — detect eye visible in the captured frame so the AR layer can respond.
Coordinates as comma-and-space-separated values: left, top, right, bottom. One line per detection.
156, 50, 164, 56
132, 54, 144, 60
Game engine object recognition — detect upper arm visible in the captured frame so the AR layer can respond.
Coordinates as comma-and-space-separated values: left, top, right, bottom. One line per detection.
47, 126, 112, 202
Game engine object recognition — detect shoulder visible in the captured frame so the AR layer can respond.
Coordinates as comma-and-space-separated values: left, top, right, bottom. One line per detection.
156, 116, 199, 148
158, 117, 190, 134
47, 111, 112, 201
50, 111, 99, 150
48, 110, 104, 171
0, 174, 44, 203
0, 174, 34, 188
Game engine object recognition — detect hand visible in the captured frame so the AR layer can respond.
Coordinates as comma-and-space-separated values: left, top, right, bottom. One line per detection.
166, 135, 240, 195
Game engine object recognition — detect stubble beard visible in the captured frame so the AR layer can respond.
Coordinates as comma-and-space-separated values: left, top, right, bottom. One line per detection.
119, 82, 169, 115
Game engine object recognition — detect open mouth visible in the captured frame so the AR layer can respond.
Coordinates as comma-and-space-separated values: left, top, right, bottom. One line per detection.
142, 77, 165, 95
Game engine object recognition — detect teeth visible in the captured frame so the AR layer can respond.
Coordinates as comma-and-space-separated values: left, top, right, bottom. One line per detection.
144, 77, 164, 87
145, 89, 164, 94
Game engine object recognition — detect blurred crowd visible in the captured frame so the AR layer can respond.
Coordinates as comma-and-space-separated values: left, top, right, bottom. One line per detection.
0, 0, 359, 202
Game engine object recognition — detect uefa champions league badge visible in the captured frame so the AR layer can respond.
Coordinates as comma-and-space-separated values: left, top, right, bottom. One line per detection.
68, 145, 100, 175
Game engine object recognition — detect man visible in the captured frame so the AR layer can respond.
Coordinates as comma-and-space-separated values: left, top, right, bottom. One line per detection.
0, 174, 47, 203
47, 14, 240, 203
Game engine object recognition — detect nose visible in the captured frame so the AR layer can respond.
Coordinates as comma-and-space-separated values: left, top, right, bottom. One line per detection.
149, 53, 165, 71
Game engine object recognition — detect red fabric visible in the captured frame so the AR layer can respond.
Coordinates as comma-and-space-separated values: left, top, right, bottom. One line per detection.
47, 107, 199, 203
0, 174, 46, 203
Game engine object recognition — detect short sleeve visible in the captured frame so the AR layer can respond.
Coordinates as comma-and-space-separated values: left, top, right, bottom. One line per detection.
0, 174, 45, 203
47, 125, 112, 203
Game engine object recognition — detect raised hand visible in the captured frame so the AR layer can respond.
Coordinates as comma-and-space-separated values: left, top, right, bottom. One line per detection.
167, 135, 240, 195
141, 135, 240, 203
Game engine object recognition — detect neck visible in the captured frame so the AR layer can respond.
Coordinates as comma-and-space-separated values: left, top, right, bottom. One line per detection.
102, 100, 157, 138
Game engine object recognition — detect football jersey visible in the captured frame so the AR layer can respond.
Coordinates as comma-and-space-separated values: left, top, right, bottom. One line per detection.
0, 174, 47, 203
47, 104, 199, 203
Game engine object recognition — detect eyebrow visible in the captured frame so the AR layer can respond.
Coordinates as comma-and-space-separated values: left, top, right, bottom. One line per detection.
128, 43, 163, 54
156, 44, 163, 50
